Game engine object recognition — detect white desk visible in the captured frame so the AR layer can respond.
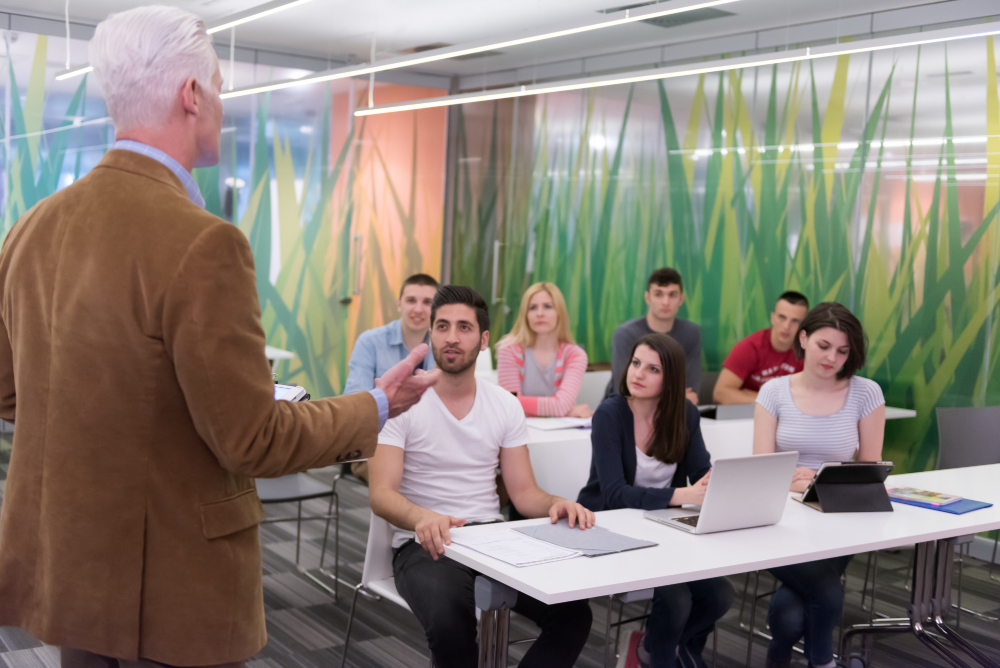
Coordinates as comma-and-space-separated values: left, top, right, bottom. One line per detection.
265, 345, 295, 372
448, 465, 1000, 667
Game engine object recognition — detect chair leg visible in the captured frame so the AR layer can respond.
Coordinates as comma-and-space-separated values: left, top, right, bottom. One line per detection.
295, 500, 303, 565
737, 572, 751, 628
711, 621, 718, 668
990, 534, 999, 582
614, 597, 627, 659
860, 552, 874, 612
340, 584, 363, 668
745, 571, 761, 668
335, 492, 341, 600
603, 596, 613, 668
318, 491, 339, 601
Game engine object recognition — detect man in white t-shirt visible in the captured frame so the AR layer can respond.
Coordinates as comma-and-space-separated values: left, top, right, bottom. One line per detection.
369, 285, 595, 668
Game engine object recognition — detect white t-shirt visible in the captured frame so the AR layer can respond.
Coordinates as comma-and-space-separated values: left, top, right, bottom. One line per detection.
378, 379, 530, 547
634, 447, 678, 489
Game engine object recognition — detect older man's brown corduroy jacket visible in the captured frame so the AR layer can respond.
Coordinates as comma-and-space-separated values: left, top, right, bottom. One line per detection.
0, 150, 378, 664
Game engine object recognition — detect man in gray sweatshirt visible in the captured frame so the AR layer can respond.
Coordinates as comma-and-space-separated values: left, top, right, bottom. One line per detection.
609, 267, 701, 404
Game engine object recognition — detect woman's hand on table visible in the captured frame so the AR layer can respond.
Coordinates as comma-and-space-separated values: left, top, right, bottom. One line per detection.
567, 404, 593, 418
790, 467, 815, 493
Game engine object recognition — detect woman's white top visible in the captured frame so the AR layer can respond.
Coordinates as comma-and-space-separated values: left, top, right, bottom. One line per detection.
634, 446, 679, 489
756, 375, 885, 470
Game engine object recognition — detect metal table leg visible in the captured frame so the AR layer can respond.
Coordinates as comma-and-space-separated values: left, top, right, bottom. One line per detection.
840, 539, 1000, 668
476, 576, 518, 668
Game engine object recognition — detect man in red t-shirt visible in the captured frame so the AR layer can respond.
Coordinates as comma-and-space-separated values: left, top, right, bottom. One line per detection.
713, 291, 810, 404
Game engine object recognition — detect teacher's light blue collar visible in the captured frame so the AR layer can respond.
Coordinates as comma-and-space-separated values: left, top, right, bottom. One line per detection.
113, 140, 206, 209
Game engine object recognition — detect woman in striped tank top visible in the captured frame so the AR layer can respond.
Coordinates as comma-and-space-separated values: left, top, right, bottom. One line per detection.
496, 282, 592, 418
752, 302, 886, 668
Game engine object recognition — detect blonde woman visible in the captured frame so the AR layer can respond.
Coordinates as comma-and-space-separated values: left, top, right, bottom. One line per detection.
497, 283, 592, 418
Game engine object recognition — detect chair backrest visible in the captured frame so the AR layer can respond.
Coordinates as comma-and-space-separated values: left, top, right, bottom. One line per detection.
699, 370, 720, 406
936, 406, 1000, 470
362, 512, 398, 587
476, 348, 494, 373
578, 370, 612, 410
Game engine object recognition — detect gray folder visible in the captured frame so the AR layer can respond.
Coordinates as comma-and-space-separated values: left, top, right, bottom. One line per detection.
515, 520, 657, 557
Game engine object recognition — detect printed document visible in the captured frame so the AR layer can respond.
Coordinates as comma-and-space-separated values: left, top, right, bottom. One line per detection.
451, 530, 581, 567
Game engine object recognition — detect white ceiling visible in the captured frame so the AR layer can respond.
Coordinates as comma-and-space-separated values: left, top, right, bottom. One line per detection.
1, 0, 992, 85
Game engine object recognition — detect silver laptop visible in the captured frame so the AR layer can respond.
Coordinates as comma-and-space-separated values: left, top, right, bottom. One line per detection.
643, 451, 798, 534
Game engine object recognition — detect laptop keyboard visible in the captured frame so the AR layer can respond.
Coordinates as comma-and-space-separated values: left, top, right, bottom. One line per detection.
674, 515, 700, 527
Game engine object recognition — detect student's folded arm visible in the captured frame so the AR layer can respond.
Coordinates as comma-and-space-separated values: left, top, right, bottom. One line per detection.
592, 408, 675, 510
713, 368, 757, 404
534, 346, 588, 417
342, 333, 377, 394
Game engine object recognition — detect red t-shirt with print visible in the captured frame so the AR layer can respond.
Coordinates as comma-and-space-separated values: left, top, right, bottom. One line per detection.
722, 328, 803, 392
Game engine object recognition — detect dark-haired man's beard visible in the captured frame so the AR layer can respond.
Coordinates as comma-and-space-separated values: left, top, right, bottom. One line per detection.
432, 343, 479, 375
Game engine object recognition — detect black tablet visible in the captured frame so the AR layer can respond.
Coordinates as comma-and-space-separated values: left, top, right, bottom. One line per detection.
799, 461, 894, 512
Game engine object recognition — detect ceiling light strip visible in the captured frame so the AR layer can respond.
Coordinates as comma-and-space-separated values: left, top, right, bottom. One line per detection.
353, 22, 1000, 116
219, 0, 740, 100
55, 65, 93, 81
206, 0, 319, 34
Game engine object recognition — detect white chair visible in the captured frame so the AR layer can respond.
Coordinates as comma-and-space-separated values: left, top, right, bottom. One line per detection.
578, 370, 612, 411
341, 514, 534, 668
340, 513, 424, 668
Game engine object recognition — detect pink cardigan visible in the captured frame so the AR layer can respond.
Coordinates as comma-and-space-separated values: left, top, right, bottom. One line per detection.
496, 342, 589, 417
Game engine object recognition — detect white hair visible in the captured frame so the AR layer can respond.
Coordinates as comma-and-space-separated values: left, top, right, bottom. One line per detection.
90, 5, 218, 132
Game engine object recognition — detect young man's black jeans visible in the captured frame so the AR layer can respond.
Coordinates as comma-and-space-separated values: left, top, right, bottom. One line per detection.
393, 539, 593, 668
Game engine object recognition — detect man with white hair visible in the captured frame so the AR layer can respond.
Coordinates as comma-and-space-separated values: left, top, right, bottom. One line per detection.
0, 5, 438, 666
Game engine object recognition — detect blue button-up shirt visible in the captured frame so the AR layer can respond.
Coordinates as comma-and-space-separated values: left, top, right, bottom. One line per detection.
114, 140, 389, 428
114, 140, 207, 209
343, 319, 435, 395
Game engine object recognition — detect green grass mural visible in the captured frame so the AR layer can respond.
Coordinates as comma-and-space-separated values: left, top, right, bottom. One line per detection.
451, 39, 1000, 474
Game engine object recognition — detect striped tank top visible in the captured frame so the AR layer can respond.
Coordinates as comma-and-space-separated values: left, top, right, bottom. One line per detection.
756, 375, 885, 470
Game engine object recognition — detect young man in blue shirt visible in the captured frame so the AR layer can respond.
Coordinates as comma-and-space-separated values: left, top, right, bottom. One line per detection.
344, 273, 440, 394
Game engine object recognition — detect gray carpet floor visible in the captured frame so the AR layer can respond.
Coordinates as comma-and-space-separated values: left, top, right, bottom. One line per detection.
1, 435, 998, 667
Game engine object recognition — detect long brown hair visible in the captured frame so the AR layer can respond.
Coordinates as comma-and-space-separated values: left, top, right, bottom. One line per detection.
619, 333, 688, 464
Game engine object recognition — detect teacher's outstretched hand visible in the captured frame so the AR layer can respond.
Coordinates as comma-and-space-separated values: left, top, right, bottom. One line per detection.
377, 343, 442, 417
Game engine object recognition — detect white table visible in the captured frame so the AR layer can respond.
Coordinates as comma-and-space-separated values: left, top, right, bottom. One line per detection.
265, 345, 295, 372
526, 406, 919, 501
448, 465, 1000, 668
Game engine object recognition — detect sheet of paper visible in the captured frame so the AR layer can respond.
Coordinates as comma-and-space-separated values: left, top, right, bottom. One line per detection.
524, 417, 592, 431
451, 530, 581, 567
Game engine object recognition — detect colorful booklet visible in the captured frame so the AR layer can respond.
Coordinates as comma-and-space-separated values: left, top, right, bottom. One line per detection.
887, 487, 962, 506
